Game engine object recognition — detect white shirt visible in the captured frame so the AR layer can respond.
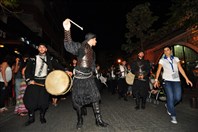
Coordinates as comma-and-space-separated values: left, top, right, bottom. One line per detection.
159, 56, 180, 81
119, 65, 127, 77
0, 66, 12, 82
111, 70, 115, 78
34, 55, 48, 77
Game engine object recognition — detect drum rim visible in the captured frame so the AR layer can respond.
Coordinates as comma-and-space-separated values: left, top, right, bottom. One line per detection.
45, 70, 73, 95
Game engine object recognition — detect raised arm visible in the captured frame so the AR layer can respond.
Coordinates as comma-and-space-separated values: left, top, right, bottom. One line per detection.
63, 18, 81, 55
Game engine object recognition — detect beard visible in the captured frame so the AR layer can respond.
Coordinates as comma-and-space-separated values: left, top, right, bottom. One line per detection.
39, 52, 46, 56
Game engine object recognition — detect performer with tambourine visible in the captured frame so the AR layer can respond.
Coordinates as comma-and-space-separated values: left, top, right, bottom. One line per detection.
63, 18, 108, 129
131, 51, 151, 110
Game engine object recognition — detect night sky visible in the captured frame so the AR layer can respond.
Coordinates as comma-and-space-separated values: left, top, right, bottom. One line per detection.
63, 0, 172, 51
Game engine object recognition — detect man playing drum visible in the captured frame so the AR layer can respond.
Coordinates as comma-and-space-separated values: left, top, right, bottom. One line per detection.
63, 18, 108, 129
23, 43, 68, 126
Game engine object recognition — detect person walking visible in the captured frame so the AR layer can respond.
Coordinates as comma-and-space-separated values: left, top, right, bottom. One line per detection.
154, 46, 193, 124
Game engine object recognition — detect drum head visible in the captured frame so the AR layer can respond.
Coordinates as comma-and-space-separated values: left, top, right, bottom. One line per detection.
45, 70, 71, 95
125, 72, 135, 85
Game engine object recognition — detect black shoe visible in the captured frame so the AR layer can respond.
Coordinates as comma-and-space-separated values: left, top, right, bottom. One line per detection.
76, 118, 83, 129
135, 105, 140, 110
96, 119, 109, 127
25, 113, 35, 126
124, 97, 128, 101
141, 105, 145, 109
95, 113, 108, 127
25, 118, 35, 126
40, 117, 47, 124
40, 112, 47, 124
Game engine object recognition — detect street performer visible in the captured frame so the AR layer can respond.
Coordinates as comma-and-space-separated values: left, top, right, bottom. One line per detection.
63, 18, 108, 129
131, 51, 150, 110
23, 43, 67, 126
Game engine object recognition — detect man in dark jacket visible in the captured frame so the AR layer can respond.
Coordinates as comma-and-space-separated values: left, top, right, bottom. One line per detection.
131, 51, 150, 110
23, 43, 65, 126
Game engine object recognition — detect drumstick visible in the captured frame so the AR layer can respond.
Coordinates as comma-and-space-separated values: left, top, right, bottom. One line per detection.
34, 82, 45, 87
70, 19, 83, 30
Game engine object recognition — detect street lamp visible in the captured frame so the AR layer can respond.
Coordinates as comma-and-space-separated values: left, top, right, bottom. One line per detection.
117, 59, 121, 63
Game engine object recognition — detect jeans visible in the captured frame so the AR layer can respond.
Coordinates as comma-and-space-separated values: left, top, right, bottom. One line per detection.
15, 78, 22, 99
163, 81, 182, 117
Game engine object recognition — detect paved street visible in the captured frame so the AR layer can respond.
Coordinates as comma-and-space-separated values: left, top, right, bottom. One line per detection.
0, 88, 198, 132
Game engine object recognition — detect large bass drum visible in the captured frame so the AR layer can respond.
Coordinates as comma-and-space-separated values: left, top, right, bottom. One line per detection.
45, 70, 73, 96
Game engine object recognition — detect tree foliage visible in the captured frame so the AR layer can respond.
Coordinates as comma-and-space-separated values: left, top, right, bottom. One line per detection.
167, 0, 198, 30
0, 0, 20, 15
122, 2, 158, 53
0, 0, 19, 8
123, 0, 198, 53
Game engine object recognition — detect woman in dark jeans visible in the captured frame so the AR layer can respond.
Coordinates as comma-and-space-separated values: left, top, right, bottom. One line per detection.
154, 46, 193, 124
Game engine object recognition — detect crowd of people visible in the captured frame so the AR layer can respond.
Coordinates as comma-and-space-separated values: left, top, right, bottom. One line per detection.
0, 18, 194, 129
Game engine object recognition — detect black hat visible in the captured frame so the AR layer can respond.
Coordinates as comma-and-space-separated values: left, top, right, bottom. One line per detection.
85, 33, 96, 41
137, 50, 144, 54
38, 43, 47, 48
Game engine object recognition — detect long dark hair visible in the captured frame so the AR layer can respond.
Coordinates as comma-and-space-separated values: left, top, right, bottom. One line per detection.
1, 54, 15, 67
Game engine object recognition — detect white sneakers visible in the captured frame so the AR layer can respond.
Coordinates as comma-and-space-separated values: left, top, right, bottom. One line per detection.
171, 116, 178, 124
165, 104, 178, 124
165, 104, 171, 116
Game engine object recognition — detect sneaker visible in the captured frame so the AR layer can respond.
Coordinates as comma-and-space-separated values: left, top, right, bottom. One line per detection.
171, 117, 178, 124
165, 104, 171, 116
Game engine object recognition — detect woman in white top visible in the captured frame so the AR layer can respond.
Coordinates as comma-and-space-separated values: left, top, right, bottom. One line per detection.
154, 46, 193, 124
0, 57, 12, 112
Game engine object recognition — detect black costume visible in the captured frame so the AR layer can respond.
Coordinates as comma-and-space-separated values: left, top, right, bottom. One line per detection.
64, 31, 108, 129
107, 66, 117, 94
116, 63, 128, 101
24, 53, 64, 125
131, 57, 150, 109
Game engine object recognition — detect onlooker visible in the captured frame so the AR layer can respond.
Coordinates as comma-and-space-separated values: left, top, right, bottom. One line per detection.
14, 63, 28, 116
154, 46, 193, 124
116, 60, 128, 101
0, 55, 13, 112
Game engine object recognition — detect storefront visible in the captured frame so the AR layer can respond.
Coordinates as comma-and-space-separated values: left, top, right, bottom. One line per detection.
145, 27, 198, 88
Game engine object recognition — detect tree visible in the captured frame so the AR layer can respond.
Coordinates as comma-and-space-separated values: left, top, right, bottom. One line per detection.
167, 0, 198, 30
0, 0, 20, 16
122, 2, 158, 53
147, 0, 198, 47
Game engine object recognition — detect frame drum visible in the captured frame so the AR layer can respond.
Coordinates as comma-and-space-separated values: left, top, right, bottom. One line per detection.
125, 72, 135, 85
45, 70, 73, 95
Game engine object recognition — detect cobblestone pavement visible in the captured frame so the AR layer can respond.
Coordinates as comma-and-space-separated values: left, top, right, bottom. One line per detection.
0, 88, 198, 132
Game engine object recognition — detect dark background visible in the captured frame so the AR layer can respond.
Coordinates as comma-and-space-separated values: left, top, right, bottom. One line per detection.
62, 0, 172, 50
